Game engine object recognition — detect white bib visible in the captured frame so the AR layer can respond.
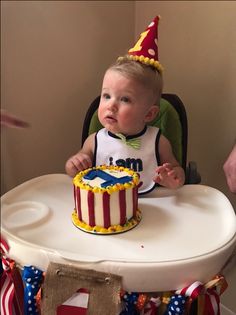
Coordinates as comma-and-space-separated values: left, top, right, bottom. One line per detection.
94, 126, 161, 194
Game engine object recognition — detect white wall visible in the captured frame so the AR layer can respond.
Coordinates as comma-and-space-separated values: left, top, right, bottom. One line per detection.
135, 1, 236, 209
1, 1, 134, 193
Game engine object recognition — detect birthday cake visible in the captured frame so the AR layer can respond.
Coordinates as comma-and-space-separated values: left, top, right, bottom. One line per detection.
72, 165, 141, 234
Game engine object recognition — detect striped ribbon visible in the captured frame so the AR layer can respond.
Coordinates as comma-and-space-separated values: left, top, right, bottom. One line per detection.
174, 277, 227, 315
0, 236, 23, 315
1, 236, 14, 315
176, 281, 204, 299
0, 273, 15, 315
201, 275, 227, 315
204, 288, 220, 315
0, 237, 10, 258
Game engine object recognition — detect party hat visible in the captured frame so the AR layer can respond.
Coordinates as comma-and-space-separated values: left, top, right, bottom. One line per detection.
127, 16, 163, 73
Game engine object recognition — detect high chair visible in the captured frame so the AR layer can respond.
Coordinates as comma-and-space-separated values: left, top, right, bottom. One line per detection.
1, 94, 236, 314
81, 93, 201, 184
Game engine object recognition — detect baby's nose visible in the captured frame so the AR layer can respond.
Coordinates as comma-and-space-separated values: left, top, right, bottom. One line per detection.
108, 100, 118, 112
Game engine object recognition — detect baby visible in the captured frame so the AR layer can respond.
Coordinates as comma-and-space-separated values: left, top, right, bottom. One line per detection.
65, 56, 185, 193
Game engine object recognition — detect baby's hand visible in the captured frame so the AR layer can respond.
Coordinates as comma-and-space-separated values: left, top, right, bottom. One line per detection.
65, 152, 92, 177
153, 163, 182, 189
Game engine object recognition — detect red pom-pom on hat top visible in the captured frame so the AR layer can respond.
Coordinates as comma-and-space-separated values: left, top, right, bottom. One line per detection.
128, 16, 163, 73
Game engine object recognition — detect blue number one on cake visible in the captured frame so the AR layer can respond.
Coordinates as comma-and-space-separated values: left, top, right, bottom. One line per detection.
84, 169, 132, 188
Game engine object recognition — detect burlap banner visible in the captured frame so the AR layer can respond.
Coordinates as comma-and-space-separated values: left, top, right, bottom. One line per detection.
41, 262, 122, 315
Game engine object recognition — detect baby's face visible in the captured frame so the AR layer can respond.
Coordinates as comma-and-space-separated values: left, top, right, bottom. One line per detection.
98, 70, 156, 136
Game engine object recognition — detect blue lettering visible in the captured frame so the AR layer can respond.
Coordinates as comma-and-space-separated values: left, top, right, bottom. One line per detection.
107, 157, 143, 171
116, 159, 126, 167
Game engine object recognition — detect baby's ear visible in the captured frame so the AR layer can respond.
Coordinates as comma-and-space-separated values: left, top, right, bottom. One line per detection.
144, 105, 159, 122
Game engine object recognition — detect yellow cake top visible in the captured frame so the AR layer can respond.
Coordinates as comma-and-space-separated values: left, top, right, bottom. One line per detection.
73, 165, 139, 194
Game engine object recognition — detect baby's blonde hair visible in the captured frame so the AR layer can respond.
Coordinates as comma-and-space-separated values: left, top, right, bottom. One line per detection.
107, 55, 163, 106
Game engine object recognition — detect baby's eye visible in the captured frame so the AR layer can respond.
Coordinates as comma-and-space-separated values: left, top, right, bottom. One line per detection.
121, 96, 131, 103
102, 93, 110, 100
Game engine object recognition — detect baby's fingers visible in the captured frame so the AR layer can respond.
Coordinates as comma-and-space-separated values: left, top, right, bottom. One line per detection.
65, 159, 80, 177
153, 173, 162, 184
74, 155, 92, 170
167, 170, 181, 184
155, 165, 166, 174
167, 169, 176, 177
163, 163, 173, 171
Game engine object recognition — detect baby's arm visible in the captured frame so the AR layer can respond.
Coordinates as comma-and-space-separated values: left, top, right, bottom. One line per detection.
153, 135, 185, 188
65, 133, 95, 177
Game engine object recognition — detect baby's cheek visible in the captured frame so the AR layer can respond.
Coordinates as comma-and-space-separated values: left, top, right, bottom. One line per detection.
120, 111, 133, 123
97, 107, 103, 120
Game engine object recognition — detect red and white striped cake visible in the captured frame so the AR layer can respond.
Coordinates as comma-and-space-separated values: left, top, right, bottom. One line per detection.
72, 165, 141, 234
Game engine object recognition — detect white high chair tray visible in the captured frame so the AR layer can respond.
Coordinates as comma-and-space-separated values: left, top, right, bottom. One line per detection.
1, 174, 236, 292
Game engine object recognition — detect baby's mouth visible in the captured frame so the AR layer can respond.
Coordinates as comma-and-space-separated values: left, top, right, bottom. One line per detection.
105, 115, 117, 123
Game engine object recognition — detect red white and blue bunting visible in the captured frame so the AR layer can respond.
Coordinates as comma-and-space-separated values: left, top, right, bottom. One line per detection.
0, 236, 229, 315
0, 237, 24, 315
